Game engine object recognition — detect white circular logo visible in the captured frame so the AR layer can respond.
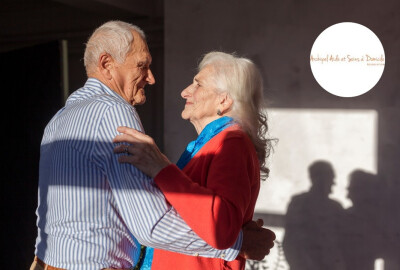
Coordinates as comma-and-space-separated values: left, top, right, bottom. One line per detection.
310, 22, 385, 97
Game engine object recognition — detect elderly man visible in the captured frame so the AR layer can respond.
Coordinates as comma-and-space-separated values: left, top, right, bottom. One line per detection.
30, 20, 274, 270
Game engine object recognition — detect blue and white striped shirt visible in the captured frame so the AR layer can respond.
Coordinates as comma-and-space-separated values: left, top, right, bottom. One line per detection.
34, 78, 242, 270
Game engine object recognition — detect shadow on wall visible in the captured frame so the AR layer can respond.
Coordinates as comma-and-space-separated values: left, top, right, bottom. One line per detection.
282, 160, 399, 270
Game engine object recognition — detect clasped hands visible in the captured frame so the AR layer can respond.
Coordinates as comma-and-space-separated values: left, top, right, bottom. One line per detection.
113, 126, 276, 260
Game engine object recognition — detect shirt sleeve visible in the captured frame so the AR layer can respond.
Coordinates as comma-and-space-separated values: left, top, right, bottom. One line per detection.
154, 134, 256, 250
91, 104, 241, 261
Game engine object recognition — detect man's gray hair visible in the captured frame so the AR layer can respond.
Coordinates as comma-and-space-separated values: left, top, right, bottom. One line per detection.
84, 20, 146, 75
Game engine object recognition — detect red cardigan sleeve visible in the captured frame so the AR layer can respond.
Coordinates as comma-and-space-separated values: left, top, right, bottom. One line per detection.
154, 135, 257, 249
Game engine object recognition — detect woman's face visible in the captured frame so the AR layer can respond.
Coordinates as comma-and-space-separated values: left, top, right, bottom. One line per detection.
181, 65, 221, 132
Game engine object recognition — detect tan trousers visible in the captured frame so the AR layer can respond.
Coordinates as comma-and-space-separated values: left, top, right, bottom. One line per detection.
30, 256, 133, 270
30, 257, 63, 270
29, 258, 44, 270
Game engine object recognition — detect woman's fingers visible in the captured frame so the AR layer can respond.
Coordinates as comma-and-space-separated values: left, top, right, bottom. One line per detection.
113, 127, 158, 157
113, 133, 141, 144
112, 126, 171, 178
117, 126, 139, 136
114, 142, 143, 155
114, 144, 130, 154
118, 153, 138, 164
116, 147, 166, 178
116, 126, 152, 143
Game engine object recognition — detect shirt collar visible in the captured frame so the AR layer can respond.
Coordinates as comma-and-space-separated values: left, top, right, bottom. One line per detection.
176, 116, 234, 169
84, 78, 130, 105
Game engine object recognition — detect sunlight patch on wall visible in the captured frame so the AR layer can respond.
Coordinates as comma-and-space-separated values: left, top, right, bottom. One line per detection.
255, 108, 378, 213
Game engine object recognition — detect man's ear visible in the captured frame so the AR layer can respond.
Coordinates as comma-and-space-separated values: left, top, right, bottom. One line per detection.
98, 53, 114, 80
218, 93, 234, 114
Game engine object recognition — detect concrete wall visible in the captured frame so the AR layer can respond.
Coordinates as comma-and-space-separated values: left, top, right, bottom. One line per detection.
164, 0, 400, 269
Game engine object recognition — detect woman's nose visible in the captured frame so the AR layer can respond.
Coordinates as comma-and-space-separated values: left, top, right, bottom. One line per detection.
181, 85, 192, 98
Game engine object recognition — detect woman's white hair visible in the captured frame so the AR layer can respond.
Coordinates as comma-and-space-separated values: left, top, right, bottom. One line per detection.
199, 51, 273, 179
84, 20, 146, 75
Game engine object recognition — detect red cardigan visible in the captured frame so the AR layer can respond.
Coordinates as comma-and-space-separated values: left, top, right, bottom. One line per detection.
151, 125, 261, 270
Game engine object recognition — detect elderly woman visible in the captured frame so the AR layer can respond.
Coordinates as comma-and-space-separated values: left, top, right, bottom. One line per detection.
114, 51, 274, 270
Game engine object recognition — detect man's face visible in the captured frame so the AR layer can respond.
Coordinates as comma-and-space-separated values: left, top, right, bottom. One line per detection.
111, 32, 155, 105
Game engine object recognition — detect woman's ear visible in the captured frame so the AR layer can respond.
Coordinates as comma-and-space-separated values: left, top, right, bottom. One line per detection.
98, 53, 114, 80
218, 93, 233, 114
